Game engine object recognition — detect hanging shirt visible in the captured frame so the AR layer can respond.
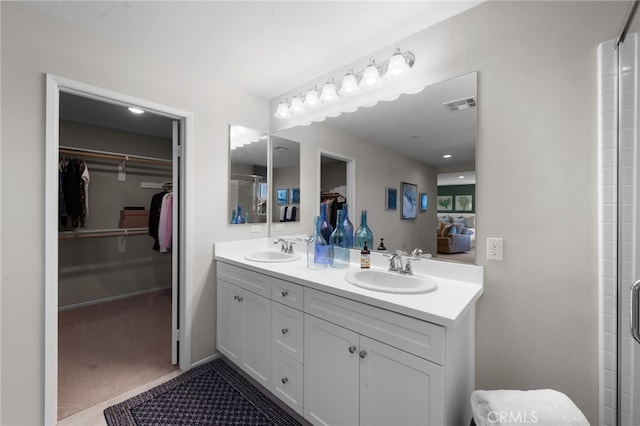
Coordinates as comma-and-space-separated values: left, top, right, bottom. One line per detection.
81, 160, 90, 220
158, 193, 173, 253
149, 191, 167, 251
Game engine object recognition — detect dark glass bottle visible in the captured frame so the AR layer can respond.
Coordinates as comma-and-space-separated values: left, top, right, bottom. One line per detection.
319, 202, 334, 243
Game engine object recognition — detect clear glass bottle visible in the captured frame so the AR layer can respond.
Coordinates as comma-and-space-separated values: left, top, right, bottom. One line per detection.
313, 216, 332, 267
341, 204, 354, 248
230, 209, 237, 224
307, 217, 327, 269
319, 202, 333, 243
354, 210, 374, 250
330, 210, 350, 268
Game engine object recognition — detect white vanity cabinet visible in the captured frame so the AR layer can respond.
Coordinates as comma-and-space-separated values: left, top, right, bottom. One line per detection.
303, 290, 445, 426
216, 263, 272, 388
216, 260, 476, 426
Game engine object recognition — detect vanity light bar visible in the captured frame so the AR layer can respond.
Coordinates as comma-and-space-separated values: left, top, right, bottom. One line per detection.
274, 45, 416, 119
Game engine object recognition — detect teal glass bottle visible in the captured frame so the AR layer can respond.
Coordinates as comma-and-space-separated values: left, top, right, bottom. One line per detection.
341, 204, 354, 248
313, 216, 332, 266
330, 210, 350, 268
354, 210, 374, 250
307, 217, 328, 269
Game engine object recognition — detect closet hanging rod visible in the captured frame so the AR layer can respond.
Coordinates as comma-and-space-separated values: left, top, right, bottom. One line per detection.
58, 227, 148, 240
59, 146, 172, 167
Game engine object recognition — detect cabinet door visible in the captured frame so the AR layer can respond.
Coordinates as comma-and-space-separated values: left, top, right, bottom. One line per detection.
217, 280, 243, 363
359, 336, 444, 426
241, 288, 272, 387
304, 315, 359, 426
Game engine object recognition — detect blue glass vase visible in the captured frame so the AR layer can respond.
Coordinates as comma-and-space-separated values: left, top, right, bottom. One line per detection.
341, 204, 354, 248
319, 202, 333, 243
330, 210, 350, 268
313, 216, 332, 266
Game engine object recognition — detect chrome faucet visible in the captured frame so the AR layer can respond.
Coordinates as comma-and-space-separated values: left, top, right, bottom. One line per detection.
387, 248, 429, 275
274, 238, 294, 254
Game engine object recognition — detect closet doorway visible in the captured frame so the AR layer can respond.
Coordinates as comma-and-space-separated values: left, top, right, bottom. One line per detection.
44, 75, 193, 425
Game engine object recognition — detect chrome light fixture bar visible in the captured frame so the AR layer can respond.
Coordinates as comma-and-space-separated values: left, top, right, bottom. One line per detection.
274, 45, 415, 119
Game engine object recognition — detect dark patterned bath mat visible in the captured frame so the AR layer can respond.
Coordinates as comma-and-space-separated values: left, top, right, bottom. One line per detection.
104, 357, 301, 426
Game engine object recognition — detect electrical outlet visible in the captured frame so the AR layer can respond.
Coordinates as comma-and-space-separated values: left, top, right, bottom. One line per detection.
487, 237, 504, 260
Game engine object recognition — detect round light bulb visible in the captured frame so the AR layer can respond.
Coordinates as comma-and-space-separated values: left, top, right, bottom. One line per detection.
289, 96, 305, 114
386, 53, 409, 78
304, 88, 320, 107
320, 81, 339, 102
360, 63, 381, 88
274, 101, 291, 119
339, 73, 360, 96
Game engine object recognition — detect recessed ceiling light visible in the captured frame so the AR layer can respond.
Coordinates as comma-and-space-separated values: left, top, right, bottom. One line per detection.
128, 107, 144, 114
458, 175, 465, 179
443, 154, 452, 159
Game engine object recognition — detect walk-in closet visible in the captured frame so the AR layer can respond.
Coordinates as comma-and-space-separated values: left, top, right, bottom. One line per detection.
57, 93, 179, 419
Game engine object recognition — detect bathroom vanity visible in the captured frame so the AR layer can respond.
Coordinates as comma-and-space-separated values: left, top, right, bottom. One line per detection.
214, 238, 483, 426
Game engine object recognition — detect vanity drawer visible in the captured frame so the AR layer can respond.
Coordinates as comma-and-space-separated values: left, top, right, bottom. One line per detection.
272, 301, 304, 362
217, 262, 271, 298
271, 349, 304, 416
271, 279, 304, 310
304, 288, 445, 365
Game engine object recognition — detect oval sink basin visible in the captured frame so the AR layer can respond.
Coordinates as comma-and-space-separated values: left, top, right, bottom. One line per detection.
345, 269, 438, 294
244, 250, 301, 263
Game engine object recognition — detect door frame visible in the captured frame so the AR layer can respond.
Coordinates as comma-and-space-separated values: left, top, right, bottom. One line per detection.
44, 74, 194, 425
318, 149, 356, 218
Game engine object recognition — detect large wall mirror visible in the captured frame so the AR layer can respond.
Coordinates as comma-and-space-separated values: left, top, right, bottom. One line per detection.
229, 124, 268, 224
271, 136, 301, 223
271, 72, 477, 263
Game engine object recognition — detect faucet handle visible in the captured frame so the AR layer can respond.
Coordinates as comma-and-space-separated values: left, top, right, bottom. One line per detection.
286, 241, 295, 254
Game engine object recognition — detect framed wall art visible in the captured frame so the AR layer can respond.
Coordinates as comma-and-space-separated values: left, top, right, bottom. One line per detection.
386, 187, 397, 210
276, 188, 288, 205
401, 182, 417, 220
420, 193, 428, 212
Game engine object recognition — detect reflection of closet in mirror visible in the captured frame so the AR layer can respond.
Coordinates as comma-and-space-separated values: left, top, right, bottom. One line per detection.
320, 154, 348, 229
271, 136, 300, 223
229, 125, 268, 224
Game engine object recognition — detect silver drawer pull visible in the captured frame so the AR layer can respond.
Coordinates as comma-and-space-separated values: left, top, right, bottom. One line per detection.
348, 345, 357, 354
281, 328, 288, 335
359, 350, 367, 359
281, 290, 288, 297
281, 377, 288, 384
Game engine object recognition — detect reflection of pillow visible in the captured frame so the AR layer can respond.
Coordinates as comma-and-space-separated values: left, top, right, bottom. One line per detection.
453, 217, 466, 225
439, 215, 453, 223
442, 224, 456, 236
454, 224, 465, 233
466, 216, 475, 228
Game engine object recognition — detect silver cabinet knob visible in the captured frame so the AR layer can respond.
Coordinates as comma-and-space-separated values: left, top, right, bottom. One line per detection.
281, 290, 288, 297
359, 350, 367, 359
348, 345, 357, 354
233, 295, 238, 301
281, 328, 288, 335
281, 377, 288, 384
237, 296, 243, 302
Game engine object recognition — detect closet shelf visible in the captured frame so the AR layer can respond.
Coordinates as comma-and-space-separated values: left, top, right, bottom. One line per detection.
59, 145, 172, 167
59, 228, 148, 240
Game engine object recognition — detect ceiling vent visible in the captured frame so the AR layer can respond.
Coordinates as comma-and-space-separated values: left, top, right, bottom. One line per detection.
443, 97, 477, 112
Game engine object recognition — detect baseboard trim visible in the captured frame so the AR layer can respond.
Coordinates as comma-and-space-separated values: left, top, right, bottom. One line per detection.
58, 286, 171, 311
191, 352, 221, 369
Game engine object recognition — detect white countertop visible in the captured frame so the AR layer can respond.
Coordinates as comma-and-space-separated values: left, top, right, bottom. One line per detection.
214, 238, 483, 328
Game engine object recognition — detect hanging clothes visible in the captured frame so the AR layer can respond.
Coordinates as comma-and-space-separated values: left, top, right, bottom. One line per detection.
148, 191, 167, 251
60, 159, 88, 229
158, 192, 173, 253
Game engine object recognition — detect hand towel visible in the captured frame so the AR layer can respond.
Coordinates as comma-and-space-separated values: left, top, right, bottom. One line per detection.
470, 389, 589, 426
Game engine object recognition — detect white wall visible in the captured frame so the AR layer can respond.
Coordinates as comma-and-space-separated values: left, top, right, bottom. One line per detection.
0, 2, 632, 424
0, 4, 268, 424
270, 2, 630, 423
273, 122, 438, 255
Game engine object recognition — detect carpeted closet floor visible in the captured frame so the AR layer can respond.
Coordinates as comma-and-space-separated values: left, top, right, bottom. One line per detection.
58, 289, 178, 420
